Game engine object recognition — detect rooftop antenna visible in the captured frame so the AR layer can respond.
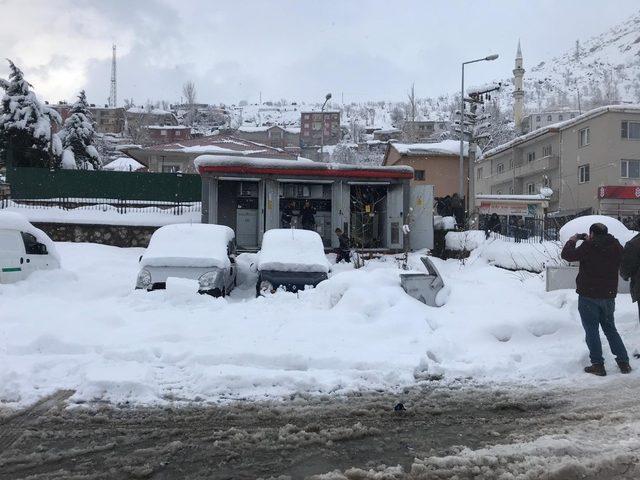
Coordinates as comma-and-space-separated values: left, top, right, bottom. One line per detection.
108, 44, 117, 108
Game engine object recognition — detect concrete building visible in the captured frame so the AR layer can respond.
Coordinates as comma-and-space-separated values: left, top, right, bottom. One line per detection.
234, 125, 300, 153
122, 136, 296, 174
90, 107, 125, 134
372, 128, 403, 142
144, 125, 192, 144
401, 118, 450, 141
196, 155, 434, 252
49, 103, 125, 134
474, 105, 640, 220
521, 110, 580, 134
383, 140, 470, 198
300, 111, 341, 158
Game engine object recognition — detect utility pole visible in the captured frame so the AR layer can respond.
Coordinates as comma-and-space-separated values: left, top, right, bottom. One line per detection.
320, 92, 332, 161
109, 44, 117, 108
459, 54, 499, 211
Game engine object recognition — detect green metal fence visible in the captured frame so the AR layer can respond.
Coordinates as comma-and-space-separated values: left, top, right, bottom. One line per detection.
5, 167, 202, 202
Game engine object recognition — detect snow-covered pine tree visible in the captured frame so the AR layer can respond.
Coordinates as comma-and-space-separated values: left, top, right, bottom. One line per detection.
0, 59, 61, 168
59, 90, 101, 170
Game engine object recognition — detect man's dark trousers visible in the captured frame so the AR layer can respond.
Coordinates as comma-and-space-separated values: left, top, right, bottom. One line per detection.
578, 295, 629, 365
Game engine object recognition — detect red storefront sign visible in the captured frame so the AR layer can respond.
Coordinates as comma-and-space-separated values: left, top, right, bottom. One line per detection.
598, 186, 640, 199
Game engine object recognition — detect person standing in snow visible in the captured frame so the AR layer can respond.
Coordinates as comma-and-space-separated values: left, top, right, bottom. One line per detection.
300, 200, 316, 231
620, 220, 640, 359
561, 223, 631, 376
334, 228, 351, 263
281, 201, 294, 228
450, 193, 464, 227
485, 213, 501, 239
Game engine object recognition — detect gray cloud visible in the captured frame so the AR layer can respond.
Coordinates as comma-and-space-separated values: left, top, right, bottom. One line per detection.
2, 0, 639, 105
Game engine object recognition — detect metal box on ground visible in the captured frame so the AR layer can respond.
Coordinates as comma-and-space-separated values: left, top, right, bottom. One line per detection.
546, 265, 630, 294
400, 257, 448, 307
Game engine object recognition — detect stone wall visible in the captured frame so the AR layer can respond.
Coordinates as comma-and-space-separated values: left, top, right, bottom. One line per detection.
33, 222, 159, 248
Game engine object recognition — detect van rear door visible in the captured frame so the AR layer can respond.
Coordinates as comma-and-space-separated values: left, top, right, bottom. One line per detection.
0, 229, 27, 283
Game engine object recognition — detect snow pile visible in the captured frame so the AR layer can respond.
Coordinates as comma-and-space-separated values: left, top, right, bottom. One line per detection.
392, 140, 469, 157
559, 214, 636, 244
0, 200, 201, 227
141, 223, 234, 269
0, 211, 60, 263
2, 243, 640, 408
445, 231, 564, 272
258, 229, 331, 273
103, 156, 145, 172
434, 216, 456, 231
445, 230, 486, 251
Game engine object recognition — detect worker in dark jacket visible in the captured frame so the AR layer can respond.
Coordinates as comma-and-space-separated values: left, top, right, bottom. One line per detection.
300, 200, 316, 231
620, 224, 640, 359
334, 228, 351, 263
561, 222, 631, 376
281, 201, 294, 228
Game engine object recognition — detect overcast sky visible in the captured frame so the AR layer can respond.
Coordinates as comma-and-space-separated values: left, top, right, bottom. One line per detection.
1, 0, 639, 107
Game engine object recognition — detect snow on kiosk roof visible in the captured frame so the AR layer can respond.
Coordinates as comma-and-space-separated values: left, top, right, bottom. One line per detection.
258, 229, 331, 273
195, 155, 414, 179
141, 223, 234, 269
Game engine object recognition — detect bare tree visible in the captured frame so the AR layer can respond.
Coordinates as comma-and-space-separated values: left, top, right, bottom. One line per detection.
182, 81, 197, 125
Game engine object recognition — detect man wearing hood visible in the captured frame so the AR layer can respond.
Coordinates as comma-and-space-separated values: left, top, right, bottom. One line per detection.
561, 222, 631, 376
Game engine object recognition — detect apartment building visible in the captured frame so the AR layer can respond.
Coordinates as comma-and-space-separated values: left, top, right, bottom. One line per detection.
234, 125, 300, 153
520, 110, 580, 134
475, 105, 640, 219
300, 111, 341, 159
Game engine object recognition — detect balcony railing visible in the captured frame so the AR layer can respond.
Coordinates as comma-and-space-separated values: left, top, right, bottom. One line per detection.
484, 155, 559, 183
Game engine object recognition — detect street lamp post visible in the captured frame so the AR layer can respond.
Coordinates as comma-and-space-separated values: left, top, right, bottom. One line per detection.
459, 54, 499, 210
320, 93, 332, 161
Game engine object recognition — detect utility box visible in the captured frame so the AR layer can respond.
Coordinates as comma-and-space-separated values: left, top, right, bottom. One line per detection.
546, 265, 630, 293
400, 256, 448, 307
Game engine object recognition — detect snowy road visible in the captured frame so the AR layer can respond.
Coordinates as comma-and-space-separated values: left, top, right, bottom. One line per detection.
1, 380, 639, 479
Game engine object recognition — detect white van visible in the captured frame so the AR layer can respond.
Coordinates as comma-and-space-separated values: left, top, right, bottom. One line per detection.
0, 212, 60, 283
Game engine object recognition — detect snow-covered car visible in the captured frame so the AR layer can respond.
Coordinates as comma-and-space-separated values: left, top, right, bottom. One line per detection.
136, 224, 237, 296
256, 229, 331, 296
0, 211, 60, 283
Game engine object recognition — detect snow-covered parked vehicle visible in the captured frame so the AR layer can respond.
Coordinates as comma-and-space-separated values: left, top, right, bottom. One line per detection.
0, 211, 60, 283
256, 229, 331, 296
136, 224, 237, 296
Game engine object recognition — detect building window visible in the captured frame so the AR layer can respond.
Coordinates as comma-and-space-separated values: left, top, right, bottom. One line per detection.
527, 183, 535, 195
547, 115, 552, 121
621, 121, 640, 140
477, 167, 483, 180
578, 164, 590, 183
570, 113, 576, 118
579, 127, 590, 147
527, 151, 536, 162
536, 115, 541, 122
558, 114, 564, 121
175, 130, 181, 137
414, 170, 425, 181
496, 163, 504, 174
161, 164, 180, 173
621, 159, 640, 179
509, 186, 514, 194
160, 129, 167, 136
496, 190, 502, 195
509, 158, 514, 169
543, 145, 552, 157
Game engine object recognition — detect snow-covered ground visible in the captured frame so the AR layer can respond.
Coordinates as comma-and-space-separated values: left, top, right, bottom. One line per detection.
1, 242, 640, 409
1, 201, 201, 226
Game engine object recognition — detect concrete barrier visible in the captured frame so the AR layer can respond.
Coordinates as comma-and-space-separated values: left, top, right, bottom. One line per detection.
546, 265, 630, 294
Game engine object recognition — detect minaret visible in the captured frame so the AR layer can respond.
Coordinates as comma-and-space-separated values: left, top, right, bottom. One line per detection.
513, 40, 525, 133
